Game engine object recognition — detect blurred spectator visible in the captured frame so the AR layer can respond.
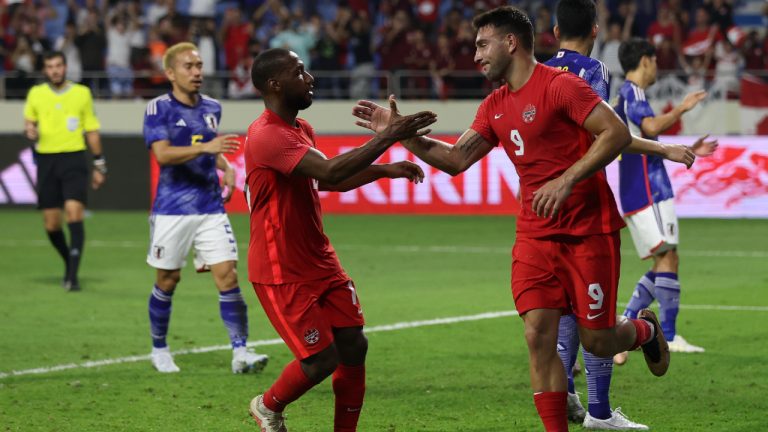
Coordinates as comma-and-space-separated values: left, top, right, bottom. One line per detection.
54, 22, 82, 83
312, 17, 346, 98
712, 40, 743, 96
146, 0, 170, 27
74, 0, 101, 29
440, 7, 463, 39
146, 26, 168, 87
610, 0, 641, 39
647, 4, 681, 51
656, 38, 680, 71
9, 36, 36, 98
402, 28, 431, 98
348, 11, 374, 99
533, 6, 557, 62
252, 0, 290, 44
38, 0, 68, 43
703, 0, 734, 37
269, 17, 318, 69
667, 0, 691, 30
742, 30, 766, 71
377, 8, 411, 74
429, 33, 454, 99
192, 18, 217, 77
220, 8, 253, 72
189, 0, 216, 19
678, 50, 712, 93
683, 7, 720, 57
105, 6, 137, 98
451, 19, 482, 99
75, 10, 106, 94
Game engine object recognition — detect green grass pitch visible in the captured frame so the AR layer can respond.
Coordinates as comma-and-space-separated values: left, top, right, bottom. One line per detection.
1, 211, 766, 431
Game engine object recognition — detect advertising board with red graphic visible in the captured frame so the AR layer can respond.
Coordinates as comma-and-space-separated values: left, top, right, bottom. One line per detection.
147, 135, 768, 218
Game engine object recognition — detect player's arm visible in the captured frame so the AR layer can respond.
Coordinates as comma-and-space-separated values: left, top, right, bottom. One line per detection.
85, 131, 107, 189
23, 89, 38, 140
216, 154, 236, 203
640, 90, 706, 137
532, 101, 631, 217
319, 161, 424, 192
294, 100, 435, 184
625, 135, 695, 168
24, 119, 38, 140
151, 134, 239, 165
352, 98, 494, 176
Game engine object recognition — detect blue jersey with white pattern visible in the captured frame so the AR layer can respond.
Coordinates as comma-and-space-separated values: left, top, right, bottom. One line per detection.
143, 93, 225, 215
545, 49, 610, 100
614, 81, 674, 214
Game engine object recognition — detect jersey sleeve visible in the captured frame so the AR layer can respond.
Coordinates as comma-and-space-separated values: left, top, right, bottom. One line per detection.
23, 87, 38, 122
469, 96, 499, 146
624, 90, 655, 129
81, 88, 101, 132
585, 61, 610, 101
550, 72, 602, 126
247, 127, 310, 176
143, 101, 169, 149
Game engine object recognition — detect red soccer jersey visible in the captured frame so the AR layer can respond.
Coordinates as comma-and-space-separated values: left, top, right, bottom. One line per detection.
470, 63, 625, 238
244, 109, 343, 284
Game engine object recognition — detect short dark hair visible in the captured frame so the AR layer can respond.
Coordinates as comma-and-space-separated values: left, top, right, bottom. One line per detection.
618, 38, 656, 73
43, 51, 66, 65
250, 48, 293, 92
556, 0, 597, 40
472, 6, 534, 52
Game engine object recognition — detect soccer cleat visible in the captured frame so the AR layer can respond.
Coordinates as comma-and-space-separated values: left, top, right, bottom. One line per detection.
567, 392, 586, 423
63, 279, 80, 292
249, 394, 287, 432
638, 309, 670, 377
583, 408, 649, 430
613, 351, 629, 366
668, 335, 705, 353
150, 347, 180, 373
232, 348, 269, 374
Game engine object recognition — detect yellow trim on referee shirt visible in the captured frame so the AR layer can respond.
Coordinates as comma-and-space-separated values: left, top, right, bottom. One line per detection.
23, 82, 101, 154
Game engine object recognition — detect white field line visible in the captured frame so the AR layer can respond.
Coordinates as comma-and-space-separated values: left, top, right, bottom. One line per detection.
1, 239, 767, 259
2, 304, 768, 379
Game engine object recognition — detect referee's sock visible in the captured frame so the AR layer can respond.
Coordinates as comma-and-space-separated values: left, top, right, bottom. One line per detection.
67, 222, 84, 284
46, 229, 70, 277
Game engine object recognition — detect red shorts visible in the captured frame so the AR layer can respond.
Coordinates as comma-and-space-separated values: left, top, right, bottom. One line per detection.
511, 232, 621, 330
252, 271, 365, 360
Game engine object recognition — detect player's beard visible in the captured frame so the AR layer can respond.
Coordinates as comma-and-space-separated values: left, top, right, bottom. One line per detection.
47, 75, 66, 87
484, 57, 511, 82
288, 91, 313, 111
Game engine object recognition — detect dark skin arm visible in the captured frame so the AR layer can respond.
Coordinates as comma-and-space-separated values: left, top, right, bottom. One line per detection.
318, 161, 424, 192
294, 97, 436, 185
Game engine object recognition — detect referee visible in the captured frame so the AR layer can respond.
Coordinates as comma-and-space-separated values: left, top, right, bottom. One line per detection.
23, 51, 107, 291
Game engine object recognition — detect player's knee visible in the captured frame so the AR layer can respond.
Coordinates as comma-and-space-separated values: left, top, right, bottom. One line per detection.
524, 324, 555, 355
156, 271, 181, 292
338, 332, 368, 364
303, 347, 339, 381
580, 333, 612, 357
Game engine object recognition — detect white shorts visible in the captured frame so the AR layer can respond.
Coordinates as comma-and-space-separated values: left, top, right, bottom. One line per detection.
147, 213, 238, 271
625, 198, 679, 259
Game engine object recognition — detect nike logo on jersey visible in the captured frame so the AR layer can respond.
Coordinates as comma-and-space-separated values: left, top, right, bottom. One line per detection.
494, 113, 504, 119
587, 311, 606, 320
175, 119, 187, 127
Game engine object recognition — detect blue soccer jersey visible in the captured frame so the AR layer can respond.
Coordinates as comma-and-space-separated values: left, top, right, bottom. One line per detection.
614, 81, 674, 214
143, 93, 225, 215
545, 49, 610, 100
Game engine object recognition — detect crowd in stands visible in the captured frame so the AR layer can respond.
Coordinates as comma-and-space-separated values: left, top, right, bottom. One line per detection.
1, 0, 766, 100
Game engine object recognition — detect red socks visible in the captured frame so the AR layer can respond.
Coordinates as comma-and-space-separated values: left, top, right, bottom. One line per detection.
263, 360, 316, 412
533, 392, 568, 432
629, 318, 654, 351
332, 363, 366, 432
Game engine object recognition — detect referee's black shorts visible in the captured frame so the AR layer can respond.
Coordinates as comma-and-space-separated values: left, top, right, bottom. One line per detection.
36, 150, 89, 209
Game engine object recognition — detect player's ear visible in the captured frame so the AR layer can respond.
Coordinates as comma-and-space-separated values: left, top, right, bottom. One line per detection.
506, 33, 518, 54
553, 24, 561, 40
164, 67, 175, 83
592, 24, 599, 39
267, 78, 281, 93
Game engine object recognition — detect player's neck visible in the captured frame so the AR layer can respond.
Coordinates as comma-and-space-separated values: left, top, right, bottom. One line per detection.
625, 70, 649, 89
265, 101, 299, 127
504, 55, 537, 92
172, 88, 200, 107
47, 80, 69, 92
558, 39, 592, 57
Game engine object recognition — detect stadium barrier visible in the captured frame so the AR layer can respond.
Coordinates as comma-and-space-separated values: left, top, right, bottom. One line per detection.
1, 133, 764, 218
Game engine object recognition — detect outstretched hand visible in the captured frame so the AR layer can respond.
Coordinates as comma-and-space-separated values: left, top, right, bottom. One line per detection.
382, 161, 424, 183
690, 134, 718, 157
680, 90, 707, 113
204, 134, 240, 155
664, 144, 696, 169
353, 95, 436, 141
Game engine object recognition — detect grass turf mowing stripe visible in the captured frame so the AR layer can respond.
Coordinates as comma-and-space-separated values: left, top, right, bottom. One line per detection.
2, 304, 767, 380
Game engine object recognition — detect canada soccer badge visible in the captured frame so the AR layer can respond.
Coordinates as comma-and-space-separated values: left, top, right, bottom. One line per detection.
522, 104, 536, 124
304, 328, 320, 345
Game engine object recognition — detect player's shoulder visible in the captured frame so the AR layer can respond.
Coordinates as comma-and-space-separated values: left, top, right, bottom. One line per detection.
69, 82, 93, 95
200, 94, 222, 110
620, 80, 646, 101
26, 83, 48, 98
145, 93, 172, 117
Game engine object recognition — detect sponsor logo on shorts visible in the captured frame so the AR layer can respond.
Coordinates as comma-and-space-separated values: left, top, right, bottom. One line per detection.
153, 245, 165, 259
304, 328, 320, 345
586, 311, 606, 320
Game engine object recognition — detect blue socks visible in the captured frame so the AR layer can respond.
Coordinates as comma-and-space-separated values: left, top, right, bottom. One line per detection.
149, 285, 173, 348
219, 287, 249, 349
624, 271, 656, 319
654, 272, 680, 340
584, 350, 613, 419
557, 314, 579, 394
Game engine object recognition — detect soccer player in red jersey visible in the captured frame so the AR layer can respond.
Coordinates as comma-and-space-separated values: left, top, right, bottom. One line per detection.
353, 7, 670, 431
243, 48, 436, 432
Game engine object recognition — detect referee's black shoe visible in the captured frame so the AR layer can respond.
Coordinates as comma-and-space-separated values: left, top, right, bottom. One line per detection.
63, 278, 81, 292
